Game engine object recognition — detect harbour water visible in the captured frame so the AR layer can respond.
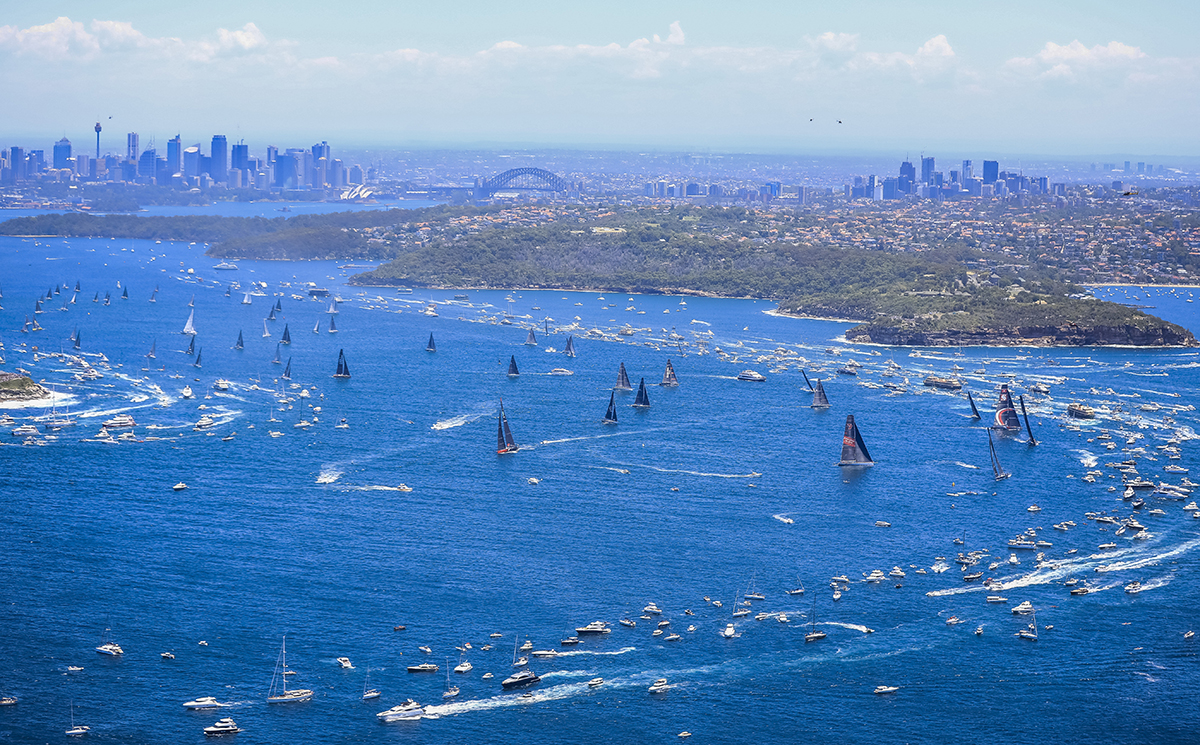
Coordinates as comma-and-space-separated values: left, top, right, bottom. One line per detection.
2, 229, 1199, 743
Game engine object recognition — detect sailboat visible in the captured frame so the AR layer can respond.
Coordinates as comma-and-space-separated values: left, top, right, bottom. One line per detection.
224, 286, 231, 298
614, 362, 632, 391
564, 335, 576, 358
273, 343, 282, 364
988, 430, 1011, 481
442, 659, 460, 699
73, 331, 80, 350
804, 600, 826, 642
121, 287, 128, 300
966, 391, 982, 420
525, 328, 537, 346
193, 349, 202, 368
313, 319, 320, 334
148, 288, 157, 303
602, 391, 618, 424
1019, 395, 1038, 446
267, 635, 313, 703
65, 699, 89, 736
34, 299, 42, 314
811, 379, 830, 409
283, 358, 292, 381
103, 292, 110, 306
186, 336, 195, 356
268, 307, 277, 321
92, 292, 98, 303
496, 399, 518, 454
281, 324, 291, 344
632, 378, 651, 408
837, 415, 873, 467
992, 384, 1020, 432
70, 292, 77, 305
1016, 610, 1039, 641
188, 294, 195, 308
333, 349, 351, 379
74, 281, 80, 293
182, 309, 197, 336
242, 293, 252, 305
362, 665, 380, 700
329, 316, 337, 334
507, 355, 519, 377
235, 331, 244, 350
146, 340, 156, 359
21, 316, 30, 333
262, 319, 271, 338
327, 301, 338, 315
426, 333, 436, 352
275, 299, 283, 312
660, 359, 679, 387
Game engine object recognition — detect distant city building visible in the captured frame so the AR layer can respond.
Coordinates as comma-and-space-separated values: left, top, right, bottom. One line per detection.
920, 156, 935, 184
166, 135, 182, 177
126, 133, 139, 162
231, 142, 249, 175
53, 138, 72, 170
982, 160, 999, 185
183, 145, 202, 178
961, 160, 972, 181
137, 148, 157, 180
210, 135, 228, 182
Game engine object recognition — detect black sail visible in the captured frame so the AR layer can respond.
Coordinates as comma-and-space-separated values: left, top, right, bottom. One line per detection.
186, 336, 195, 356
507, 355, 519, 377
235, 331, 244, 350
838, 415, 873, 466
633, 378, 650, 408
615, 362, 632, 391
193, 349, 202, 368
811, 379, 830, 409
661, 359, 679, 387
281, 324, 291, 344
334, 349, 351, 379
993, 385, 1020, 431
1019, 395, 1038, 446
603, 391, 618, 424
525, 328, 537, 346
967, 391, 982, 419
427, 333, 436, 352
273, 343, 281, 364
989, 430, 1011, 480
283, 358, 292, 380
497, 400, 517, 453
564, 336, 576, 358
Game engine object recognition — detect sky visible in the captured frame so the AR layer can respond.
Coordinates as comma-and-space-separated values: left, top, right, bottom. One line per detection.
2, 1, 1197, 158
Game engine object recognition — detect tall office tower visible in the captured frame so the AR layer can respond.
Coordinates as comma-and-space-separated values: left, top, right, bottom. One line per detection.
266, 145, 278, 166
1137, 162, 1145, 174
348, 165, 363, 184
899, 160, 915, 193
210, 135, 228, 182
8, 147, 23, 181
138, 148, 157, 179
921, 156, 935, 184
53, 138, 72, 170
182, 145, 202, 178
329, 158, 344, 188
230, 142, 249, 173
961, 160, 972, 181
75, 154, 90, 178
982, 160, 999, 184
274, 153, 299, 188
312, 141, 330, 161
166, 135, 182, 177
126, 133, 139, 161
315, 157, 328, 188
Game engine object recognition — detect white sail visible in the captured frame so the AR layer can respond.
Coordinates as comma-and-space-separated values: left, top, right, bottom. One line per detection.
182, 309, 197, 335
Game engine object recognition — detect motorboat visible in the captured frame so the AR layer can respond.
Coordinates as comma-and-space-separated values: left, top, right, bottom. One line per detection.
652, 629, 663, 637
407, 663, 438, 673
337, 657, 353, 669
530, 650, 558, 658
213, 379, 231, 392
588, 678, 604, 688
184, 697, 224, 710
873, 686, 900, 694
643, 603, 663, 615
500, 670, 541, 689
560, 637, 581, 646
181, 386, 194, 399
648, 678, 670, 694
722, 624, 736, 638
666, 632, 682, 641
95, 641, 124, 656
203, 718, 241, 736
454, 660, 474, 673
0, 696, 15, 705
575, 621, 611, 635
194, 415, 215, 430
986, 596, 1008, 603
619, 619, 636, 628
1011, 601, 1034, 615
737, 370, 766, 382
520, 640, 533, 651
102, 414, 136, 428
11, 424, 39, 436
946, 616, 963, 625
161, 652, 175, 659
377, 700, 423, 721
1125, 581, 1143, 594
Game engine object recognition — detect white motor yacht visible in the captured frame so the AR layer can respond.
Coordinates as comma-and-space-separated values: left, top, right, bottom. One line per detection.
454, 660, 473, 673
575, 621, 611, 635
101, 414, 136, 429
1011, 601, 1034, 615
737, 369, 766, 382
648, 678, 670, 694
184, 697, 224, 710
95, 641, 123, 656
643, 603, 663, 615
213, 379, 231, 392
587, 677, 604, 688
377, 700, 423, 721
337, 657, 353, 669
11, 424, 39, 436
181, 385, 194, 399
203, 718, 241, 736
874, 685, 900, 694
986, 596, 1008, 603
722, 624, 736, 638
407, 663, 438, 673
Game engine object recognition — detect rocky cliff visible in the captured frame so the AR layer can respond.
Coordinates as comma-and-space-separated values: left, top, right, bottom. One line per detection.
844, 322, 1198, 348
0, 373, 50, 401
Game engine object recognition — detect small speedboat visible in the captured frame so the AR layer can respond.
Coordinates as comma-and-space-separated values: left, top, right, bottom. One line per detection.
173, 482, 188, 491
337, 657, 353, 669
588, 677, 604, 688
407, 664, 438, 673
873, 685, 899, 694
161, 652, 175, 660
377, 700, 423, 721
648, 678, 670, 694
722, 624, 736, 638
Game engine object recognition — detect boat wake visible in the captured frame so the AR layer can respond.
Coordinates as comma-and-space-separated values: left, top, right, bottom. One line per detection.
820, 621, 874, 634
555, 646, 637, 657
772, 513, 795, 524
432, 412, 486, 431
1072, 449, 1099, 468
954, 462, 980, 470
421, 680, 593, 717
316, 467, 343, 484
614, 462, 763, 479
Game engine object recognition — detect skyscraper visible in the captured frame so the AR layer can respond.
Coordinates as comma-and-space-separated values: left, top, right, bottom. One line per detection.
183, 145, 202, 178
312, 141, 330, 161
166, 135, 182, 177
961, 160, 972, 181
920, 157, 935, 184
53, 138, 72, 170
8, 147, 24, 182
138, 148, 157, 179
210, 135, 228, 182
982, 160, 999, 185
899, 160, 915, 193
126, 133, 139, 161
231, 142, 249, 174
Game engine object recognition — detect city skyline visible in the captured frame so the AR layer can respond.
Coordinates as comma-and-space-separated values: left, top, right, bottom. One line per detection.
1, 2, 1198, 156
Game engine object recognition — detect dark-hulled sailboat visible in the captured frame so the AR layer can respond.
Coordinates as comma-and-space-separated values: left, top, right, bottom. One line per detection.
988, 430, 1011, 480
333, 349, 351, 379
73, 331, 80, 350
564, 335, 576, 358
507, 355, 519, 377
993, 385, 1020, 432
811, 379, 830, 409
614, 362, 632, 391
283, 358, 292, 380
281, 324, 291, 344
186, 335, 195, 356
837, 415, 873, 467
273, 343, 282, 364
193, 349, 202, 368
235, 330, 244, 350
329, 316, 337, 334
268, 307, 277, 321
1019, 395, 1038, 446
632, 378, 650, 408
660, 359, 679, 387
426, 333, 436, 352
496, 399, 518, 454
525, 328, 537, 346
146, 340, 156, 359
602, 391, 618, 424
966, 391, 982, 420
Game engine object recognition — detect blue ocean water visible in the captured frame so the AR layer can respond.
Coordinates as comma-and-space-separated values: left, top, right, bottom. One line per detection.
1, 235, 1199, 744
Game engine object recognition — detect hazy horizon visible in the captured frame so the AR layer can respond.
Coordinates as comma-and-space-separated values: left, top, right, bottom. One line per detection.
3, 2, 1198, 158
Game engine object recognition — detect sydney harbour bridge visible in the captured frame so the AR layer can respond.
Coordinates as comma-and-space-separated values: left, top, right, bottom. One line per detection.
473, 167, 570, 199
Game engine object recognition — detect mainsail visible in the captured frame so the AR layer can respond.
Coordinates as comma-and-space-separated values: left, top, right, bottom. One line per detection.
988, 430, 1011, 480
967, 391, 982, 420
281, 324, 291, 344
73, 331, 80, 350
564, 335, 576, 358
507, 355, 519, 377
273, 343, 282, 364
121, 287, 128, 300
150, 289, 158, 303
34, 299, 42, 314
661, 359, 679, 387
993, 385, 1020, 431
811, 379, 830, 409
602, 391, 618, 424
633, 378, 651, 408
182, 309, 197, 336
283, 358, 292, 380
329, 316, 337, 333
268, 308, 277, 321
327, 301, 337, 315
188, 294, 194, 308
275, 299, 283, 312
262, 319, 271, 338
235, 330, 244, 350
193, 348, 202, 368
146, 341, 156, 359
525, 328, 537, 346
801, 369, 814, 391
837, 414, 873, 466
186, 335, 195, 355
427, 333, 436, 352
614, 362, 632, 391
1019, 395, 1038, 446
333, 349, 351, 379
496, 399, 518, 454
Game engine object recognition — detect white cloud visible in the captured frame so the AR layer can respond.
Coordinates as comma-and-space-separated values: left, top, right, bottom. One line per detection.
1005, 39, 1148, 82
0, 16, 98, 57
653, 21, 685, 46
